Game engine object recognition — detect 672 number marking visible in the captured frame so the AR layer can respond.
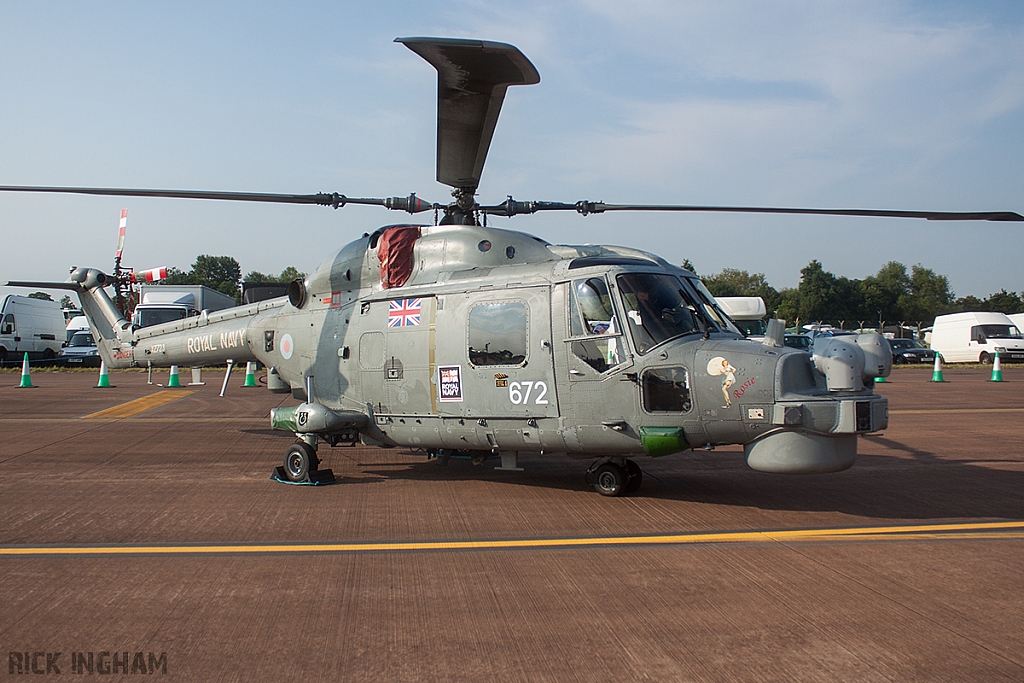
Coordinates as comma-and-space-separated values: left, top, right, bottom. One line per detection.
508, 381, 549, 405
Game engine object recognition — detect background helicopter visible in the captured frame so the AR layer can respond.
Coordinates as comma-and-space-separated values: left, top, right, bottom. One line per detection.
4, 37, 1022, 495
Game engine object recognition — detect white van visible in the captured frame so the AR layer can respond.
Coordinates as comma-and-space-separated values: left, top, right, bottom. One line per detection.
65, 314, 91, 343
716, 296, 767, 338
0, 295, 66, 362
930, 311, 1024, 364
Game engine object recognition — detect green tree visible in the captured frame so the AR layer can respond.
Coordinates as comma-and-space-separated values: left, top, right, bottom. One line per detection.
954, 294, 984, 311
796, 260, 834, 323
191, 255, 241, 297
901, 265, 954, 323
244, 266, 306, 284
161, 266, 194, 285
860, 261, 908, 323
680, 259, 697, 275
775, 287, 800, 326
27, 291, 53, 301
982, 290, 1024, 314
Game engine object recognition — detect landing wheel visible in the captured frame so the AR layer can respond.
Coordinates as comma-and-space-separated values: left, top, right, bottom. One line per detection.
980, 353, 992, 364
623, 460, 643, 494
283, 441, 318, 482
591, 462, 627, 497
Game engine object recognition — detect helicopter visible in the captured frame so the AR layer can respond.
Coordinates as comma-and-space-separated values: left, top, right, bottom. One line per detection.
4, 37, 1022, 496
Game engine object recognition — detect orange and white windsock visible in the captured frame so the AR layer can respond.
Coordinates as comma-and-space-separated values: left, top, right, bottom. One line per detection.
115, 209, 128, 259
131, 267, 168, 283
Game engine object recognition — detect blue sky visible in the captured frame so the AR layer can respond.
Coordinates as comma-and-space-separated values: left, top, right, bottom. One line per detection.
2, 1, 1022, 303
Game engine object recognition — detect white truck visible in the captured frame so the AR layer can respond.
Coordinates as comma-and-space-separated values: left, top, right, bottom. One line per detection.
132, 284, 237, 329
930, 311, 1024, 364
716, 296, 768, 339
65, 314, 91, 342
0, 295, 66, 362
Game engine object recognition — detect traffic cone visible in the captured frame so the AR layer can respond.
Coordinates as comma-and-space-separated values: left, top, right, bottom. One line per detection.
990, 351, 1003, 382
167, 365, 182, 387
17, 352, 35, 388
874, 375, 887, 383
95, 361, 113, 388
931, 353, 945, 382
242, 361, 257, 387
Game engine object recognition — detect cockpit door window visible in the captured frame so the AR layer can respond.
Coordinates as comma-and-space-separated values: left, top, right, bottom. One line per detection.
567, 277, 626, 373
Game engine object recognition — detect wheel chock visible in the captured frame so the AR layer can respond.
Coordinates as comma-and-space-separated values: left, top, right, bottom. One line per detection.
270, 466, 336, 485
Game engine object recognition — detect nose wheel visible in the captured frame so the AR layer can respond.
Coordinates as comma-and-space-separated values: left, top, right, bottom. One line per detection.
587, 458, 643, 496
284, 441, 318, 482
272, 439, 336, 485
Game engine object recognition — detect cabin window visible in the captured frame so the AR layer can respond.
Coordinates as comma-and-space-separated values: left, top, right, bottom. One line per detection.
468, 301, 528, 366
616, 273, 702, 354
1, 314, 14, 335
642, 367, 692, 413
567, 277, 625, 372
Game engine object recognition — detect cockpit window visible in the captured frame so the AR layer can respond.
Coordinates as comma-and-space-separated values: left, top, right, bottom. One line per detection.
683, 277, 742, 335
615, 273, 702, 354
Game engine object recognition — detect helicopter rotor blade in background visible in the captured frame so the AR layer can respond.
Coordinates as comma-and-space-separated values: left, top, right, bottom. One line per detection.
397, 37, 540, 193
0, 186, 439, 214
479, 198, 1024, 222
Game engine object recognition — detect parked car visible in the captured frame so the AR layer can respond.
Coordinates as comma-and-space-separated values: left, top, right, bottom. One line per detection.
887, 338, 936, 364
784, 334, 812, 350
60, 331, 101, 367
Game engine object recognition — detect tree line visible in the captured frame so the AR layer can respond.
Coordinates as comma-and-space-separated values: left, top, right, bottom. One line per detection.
688, 259, 1024, 328
161, 255, 305, 301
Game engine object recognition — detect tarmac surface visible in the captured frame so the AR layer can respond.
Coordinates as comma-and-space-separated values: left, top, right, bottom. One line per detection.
1, 365, 1022, 681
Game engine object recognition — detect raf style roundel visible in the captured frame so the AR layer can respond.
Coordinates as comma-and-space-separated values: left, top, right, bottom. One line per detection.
280, 333, 294, 360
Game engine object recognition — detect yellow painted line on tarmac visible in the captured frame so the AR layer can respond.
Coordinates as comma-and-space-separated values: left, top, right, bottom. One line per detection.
81, 390, 197, 419
2, 521, 1021, 557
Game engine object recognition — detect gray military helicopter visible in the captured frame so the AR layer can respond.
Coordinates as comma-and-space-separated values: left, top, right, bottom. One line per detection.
4, 38, 1022, 495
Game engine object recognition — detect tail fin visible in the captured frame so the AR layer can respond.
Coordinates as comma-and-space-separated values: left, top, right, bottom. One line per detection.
6, 268, 137, 368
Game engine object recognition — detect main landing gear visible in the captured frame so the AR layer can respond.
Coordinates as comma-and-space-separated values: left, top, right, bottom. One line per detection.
586, 457, 642, 497
272, 438, 336, 485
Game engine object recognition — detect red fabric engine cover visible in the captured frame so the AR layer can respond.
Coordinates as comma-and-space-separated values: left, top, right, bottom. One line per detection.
378, 225, 422, 289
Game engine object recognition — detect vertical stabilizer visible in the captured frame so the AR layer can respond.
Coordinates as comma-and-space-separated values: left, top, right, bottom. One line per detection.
6, 268, 137, 368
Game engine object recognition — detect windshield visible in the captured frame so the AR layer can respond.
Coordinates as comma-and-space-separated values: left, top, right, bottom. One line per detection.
682, 277, 742, 335
735, 319, 768, 337
137, 307, 188, 328
615, 273, 702, 354
977, 324, 1022, 340
69, 332, 95, 347
889, 338, 924, 350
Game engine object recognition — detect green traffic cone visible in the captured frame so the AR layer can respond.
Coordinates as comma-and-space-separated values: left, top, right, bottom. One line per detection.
167, 365, 182, 388
95, 361, 112, 388
931, 353, 945, 382
874, 375, 887, 383
17, 352, 35, 388
243, 361, 257, 387
990, 351, 1003, 382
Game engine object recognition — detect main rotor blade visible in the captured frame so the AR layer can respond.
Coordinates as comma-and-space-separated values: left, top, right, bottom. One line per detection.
0, 186, 438, 213
479, 198, 1024, 222
397, 37, 539, 191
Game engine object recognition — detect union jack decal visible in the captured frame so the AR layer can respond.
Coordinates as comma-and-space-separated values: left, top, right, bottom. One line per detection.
388, 298, 422, 327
